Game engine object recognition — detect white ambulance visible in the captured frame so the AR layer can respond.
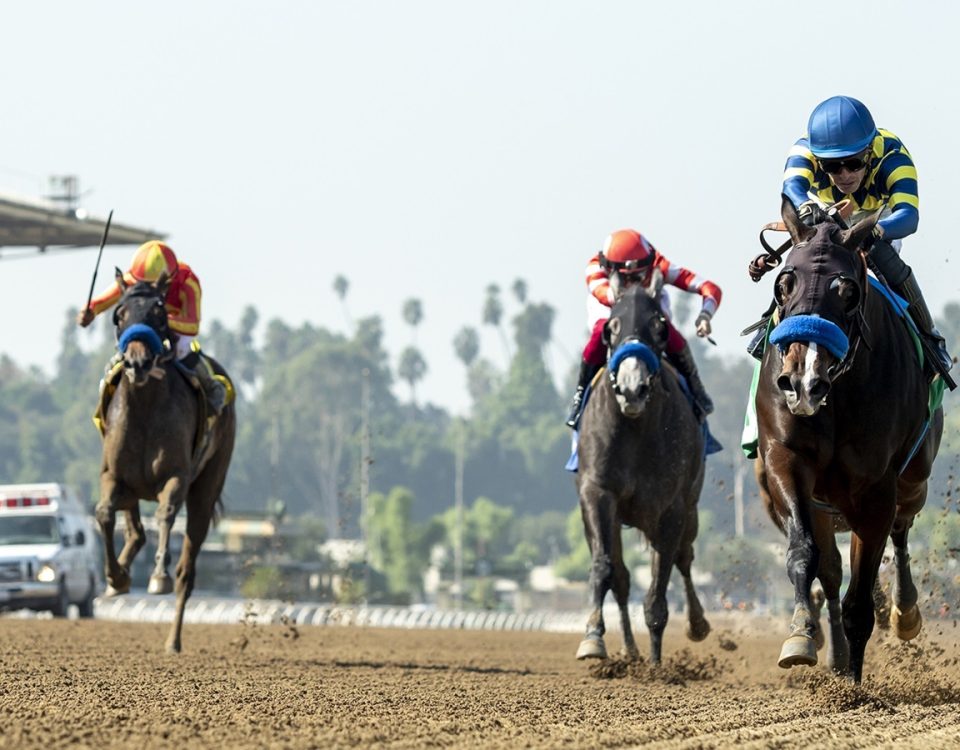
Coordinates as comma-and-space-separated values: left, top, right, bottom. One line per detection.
0, 483, 100, 617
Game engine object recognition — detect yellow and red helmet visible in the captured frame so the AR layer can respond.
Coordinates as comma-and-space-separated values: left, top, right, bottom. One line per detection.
128, 240, 178, 283
599, 230, 655, 276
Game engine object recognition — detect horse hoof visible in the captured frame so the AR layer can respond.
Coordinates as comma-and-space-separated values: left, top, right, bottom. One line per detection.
148, 575, 174, 595
619, 646, 640, 662
686, 618, 711, 643
103, 584, 128, 598
891, 604, 922, 641
576, 637, 607, 660
165, 640, 182, 655
778, 635, 818, 668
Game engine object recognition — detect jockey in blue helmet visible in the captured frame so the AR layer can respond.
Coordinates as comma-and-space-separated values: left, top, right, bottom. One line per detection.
776, 95, 953, 383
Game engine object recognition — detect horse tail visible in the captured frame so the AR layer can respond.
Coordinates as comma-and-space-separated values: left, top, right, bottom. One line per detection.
211, 492, 226, 527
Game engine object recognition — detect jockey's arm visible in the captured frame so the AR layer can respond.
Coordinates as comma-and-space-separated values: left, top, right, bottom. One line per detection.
77, 280, 123, 327
782, 140, 816, 210
876, 149, 920, 240
585, 253, 615, 306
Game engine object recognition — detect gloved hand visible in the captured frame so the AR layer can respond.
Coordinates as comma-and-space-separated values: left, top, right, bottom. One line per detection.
798, 201, 829, 227
695, 312, 712, 338
77, 308, 95, 327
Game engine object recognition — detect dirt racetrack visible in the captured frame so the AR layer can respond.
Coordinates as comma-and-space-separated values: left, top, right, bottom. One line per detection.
3, 614, 960, 749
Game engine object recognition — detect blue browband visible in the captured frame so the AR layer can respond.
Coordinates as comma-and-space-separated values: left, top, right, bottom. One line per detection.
608, 340, 661, 375
117, 323, 164, 355
769, 314, 849, 360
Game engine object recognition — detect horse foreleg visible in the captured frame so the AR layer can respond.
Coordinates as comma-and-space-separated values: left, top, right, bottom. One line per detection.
116, 505, 146, 572
95, 476, 134, 596
149, 476, 186, 596
645, 509, 683, 665
812, 511, 848, 674
576, 487, 616, 661
676, 506, 710, 643
765, 449, 819, 669
890, 514, 922, 641
611, 529, 638, 661
844, 512, 894, 683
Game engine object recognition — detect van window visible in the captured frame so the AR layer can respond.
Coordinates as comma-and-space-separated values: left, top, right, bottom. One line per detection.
0, 515, 58, 544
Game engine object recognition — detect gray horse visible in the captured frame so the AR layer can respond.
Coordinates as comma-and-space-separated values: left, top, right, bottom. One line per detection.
95, 270, 236, 653
575, 282, 711, 664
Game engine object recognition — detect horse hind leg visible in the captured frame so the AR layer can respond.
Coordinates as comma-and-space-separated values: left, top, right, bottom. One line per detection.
645, 513, 683, 665
675, 519, 710, 643
890, 519, 922, 641
116, 506, 147, 575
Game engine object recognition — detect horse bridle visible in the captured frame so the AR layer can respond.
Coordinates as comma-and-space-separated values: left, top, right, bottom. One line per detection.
773, 241, 871, 382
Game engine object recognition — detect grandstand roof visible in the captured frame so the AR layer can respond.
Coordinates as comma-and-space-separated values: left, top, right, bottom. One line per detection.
0, 191, 165, 259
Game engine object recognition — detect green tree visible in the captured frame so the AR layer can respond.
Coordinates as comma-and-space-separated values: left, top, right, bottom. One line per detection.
402, 298, 424, 344
333, 274, 352, 331
452, 327, 480, 369
398, 346, 427, 405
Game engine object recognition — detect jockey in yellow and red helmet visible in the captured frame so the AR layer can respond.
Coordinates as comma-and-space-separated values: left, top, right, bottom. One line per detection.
565, 229, 722, 428
78, 240, 203, 360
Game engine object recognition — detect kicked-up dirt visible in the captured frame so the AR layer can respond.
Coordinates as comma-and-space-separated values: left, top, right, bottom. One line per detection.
2, 613, 960, 748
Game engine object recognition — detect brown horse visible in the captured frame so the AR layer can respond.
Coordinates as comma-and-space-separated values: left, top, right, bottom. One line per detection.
95, 270, 236, 653
575, 282, 711, 664
754, 197, 942, 682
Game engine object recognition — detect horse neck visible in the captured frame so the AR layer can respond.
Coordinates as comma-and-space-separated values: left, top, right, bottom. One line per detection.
112, 363, 185, 422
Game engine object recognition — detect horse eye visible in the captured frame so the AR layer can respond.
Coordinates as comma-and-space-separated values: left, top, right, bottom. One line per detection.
775, 273, 795, 304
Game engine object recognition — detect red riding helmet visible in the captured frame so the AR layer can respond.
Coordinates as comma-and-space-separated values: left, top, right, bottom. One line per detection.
599, 230, 655, 276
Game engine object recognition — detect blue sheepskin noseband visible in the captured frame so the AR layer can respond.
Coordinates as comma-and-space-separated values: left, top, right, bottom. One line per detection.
118, 323, 164, 355
769, 315, 849, 360
608, 340, 661, 375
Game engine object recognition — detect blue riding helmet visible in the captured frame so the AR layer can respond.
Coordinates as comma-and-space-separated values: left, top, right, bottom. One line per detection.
807, 96, 877, 159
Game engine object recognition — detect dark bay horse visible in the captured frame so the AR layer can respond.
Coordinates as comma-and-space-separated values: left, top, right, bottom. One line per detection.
575, 282, 711, 664
96, 270, 236, 653
755, 197, 942, 682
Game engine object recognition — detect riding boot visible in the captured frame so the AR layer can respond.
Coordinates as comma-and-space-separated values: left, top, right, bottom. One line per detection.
180, 351, 227, 415
565, 360, 601, 429
893, 270, 955, 383
670, 342, 714, 417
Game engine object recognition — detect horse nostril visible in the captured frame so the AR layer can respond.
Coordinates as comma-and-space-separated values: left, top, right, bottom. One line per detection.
808, 377, 830, 402
777, 374, 794, 393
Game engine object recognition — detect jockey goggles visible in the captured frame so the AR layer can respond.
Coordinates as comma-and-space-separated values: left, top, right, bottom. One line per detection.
598, 252, 654, 273
820, 152, 869, 175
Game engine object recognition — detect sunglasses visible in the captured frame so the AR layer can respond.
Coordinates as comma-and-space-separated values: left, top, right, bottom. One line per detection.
820, 154, 869, 174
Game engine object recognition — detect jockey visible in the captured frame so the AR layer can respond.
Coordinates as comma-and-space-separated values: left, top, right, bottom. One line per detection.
780, 94, 952, 380
565, 229, 722, 428
77, 240, 225, 413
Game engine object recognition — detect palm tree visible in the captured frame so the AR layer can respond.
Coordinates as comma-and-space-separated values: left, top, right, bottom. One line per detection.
402, 298, 424, 344
398, 346, 427, 405
482, 284, 511, 363
332, 274, 352, 331
511, 278, 528, 305
452, 327, 480, 369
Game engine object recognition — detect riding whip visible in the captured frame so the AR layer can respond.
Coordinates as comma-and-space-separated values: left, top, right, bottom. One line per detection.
84, 209, 114, 311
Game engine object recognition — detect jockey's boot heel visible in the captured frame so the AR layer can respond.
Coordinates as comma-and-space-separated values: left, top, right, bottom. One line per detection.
180, 352, 227, 415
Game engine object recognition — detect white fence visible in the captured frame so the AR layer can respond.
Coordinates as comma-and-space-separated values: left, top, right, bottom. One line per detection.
93, 594, 639, 634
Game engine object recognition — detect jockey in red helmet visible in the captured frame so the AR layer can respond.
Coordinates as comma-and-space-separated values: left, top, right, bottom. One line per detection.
77, 240, 225, 412
566, 229, 722, 428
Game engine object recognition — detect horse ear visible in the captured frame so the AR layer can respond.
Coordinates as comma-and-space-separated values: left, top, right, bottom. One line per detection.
155, 271, 171, 296
115, 267, 127, 289
781, 194, 815, 246
838, 210, 881, 251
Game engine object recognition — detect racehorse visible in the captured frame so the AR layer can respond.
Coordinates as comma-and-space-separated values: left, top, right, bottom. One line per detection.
95, 269, 236, 653
575, 281, 711, 664
754, 196, 942, 682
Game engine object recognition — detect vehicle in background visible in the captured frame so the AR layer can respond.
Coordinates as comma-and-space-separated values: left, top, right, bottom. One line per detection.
0, 483, 100, 617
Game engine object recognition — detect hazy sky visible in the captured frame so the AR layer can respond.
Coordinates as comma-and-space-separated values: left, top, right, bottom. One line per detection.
1, 1, 956, 414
